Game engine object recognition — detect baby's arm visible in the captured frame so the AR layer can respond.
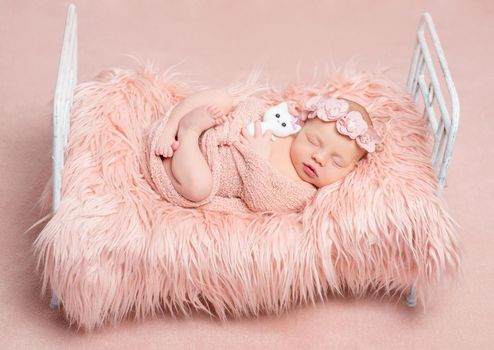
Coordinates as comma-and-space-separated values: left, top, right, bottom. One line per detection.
156, 89, 234, 157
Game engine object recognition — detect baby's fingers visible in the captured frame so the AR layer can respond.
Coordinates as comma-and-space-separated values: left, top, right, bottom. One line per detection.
241, 127, 252, 139
263, 130, 273, 139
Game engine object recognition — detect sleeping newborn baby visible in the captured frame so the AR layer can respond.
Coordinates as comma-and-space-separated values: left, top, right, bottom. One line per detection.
149, 89, 382, 213
288, 94, 382, 187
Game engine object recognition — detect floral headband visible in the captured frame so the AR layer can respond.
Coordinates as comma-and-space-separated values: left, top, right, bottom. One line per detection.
299, 95, 382, 153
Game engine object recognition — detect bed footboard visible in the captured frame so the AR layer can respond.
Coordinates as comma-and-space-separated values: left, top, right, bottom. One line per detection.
50, 3, 77, 309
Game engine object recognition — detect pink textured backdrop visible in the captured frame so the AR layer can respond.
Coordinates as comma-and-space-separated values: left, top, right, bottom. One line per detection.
1, 0, 492, 348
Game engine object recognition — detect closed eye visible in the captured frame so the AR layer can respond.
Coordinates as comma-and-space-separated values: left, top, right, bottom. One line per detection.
333, 158, 346, 168
306, 134, 345, 167
306, 134, 318, 146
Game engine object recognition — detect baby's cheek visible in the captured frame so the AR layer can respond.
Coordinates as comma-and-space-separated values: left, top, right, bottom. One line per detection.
289, 143, 303, 162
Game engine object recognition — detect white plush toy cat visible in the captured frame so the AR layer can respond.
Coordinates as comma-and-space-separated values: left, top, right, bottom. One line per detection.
246, 102, 301, 141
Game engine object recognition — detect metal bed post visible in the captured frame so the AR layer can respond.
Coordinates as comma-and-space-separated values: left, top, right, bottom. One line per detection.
49, 3, 77, 309
405, 12, 460, 307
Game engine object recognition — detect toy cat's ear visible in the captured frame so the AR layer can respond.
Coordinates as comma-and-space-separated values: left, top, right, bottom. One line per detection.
279, 102, 289, 110
291, 118, 302, 133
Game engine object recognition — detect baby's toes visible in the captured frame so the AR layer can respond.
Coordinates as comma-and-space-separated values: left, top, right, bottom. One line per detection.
167, 146, 175, 157
214, 111, 226, 122
171, 140, 180, 151
215, 108, 225, 117
206, 105, 217, 114
210, 105, 223, 116
160, 146, 169, 158
156, 145, 164, 156
214, 116, 226, 125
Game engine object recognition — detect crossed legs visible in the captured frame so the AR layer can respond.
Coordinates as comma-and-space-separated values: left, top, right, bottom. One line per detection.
160, 104, 232, 202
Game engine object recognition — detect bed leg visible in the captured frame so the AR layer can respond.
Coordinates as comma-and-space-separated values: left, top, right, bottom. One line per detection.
49, 289, 60, 309
406, 281, 417, 307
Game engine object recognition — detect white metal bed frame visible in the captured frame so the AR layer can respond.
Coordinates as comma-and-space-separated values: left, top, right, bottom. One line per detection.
48, 5, 460, 311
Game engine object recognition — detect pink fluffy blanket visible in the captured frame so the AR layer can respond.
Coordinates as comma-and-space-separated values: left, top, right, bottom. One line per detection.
31, 62, 463, 332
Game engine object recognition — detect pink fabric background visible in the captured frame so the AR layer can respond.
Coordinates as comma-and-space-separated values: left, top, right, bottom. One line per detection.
1, 0, 492, 348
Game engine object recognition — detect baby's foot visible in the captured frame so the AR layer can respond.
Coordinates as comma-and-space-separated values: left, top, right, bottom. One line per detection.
178, 104, 230, 136
155, 125, 181, 158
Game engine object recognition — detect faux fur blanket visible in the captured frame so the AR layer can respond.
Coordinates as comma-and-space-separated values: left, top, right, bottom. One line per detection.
30, 62, 463, 332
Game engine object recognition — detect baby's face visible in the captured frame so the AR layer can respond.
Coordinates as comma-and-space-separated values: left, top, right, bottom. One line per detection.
290, 118, 366, 188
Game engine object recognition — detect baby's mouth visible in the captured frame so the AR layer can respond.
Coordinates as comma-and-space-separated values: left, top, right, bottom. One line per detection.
303, 163, 317, 177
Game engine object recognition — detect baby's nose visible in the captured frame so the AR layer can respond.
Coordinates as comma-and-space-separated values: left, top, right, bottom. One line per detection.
312, 153, 325, 166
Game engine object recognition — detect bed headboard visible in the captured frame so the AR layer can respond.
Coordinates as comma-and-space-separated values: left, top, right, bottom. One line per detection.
406, 12, 460, 191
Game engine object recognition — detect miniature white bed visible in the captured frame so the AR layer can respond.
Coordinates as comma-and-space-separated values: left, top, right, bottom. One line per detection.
48, 4, 459, 311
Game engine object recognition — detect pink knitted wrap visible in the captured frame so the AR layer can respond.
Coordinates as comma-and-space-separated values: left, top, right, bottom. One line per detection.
146, 97, 316, 214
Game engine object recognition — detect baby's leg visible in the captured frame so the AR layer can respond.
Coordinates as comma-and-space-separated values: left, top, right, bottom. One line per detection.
162, 104, 229, 203
156, 89, 233, 158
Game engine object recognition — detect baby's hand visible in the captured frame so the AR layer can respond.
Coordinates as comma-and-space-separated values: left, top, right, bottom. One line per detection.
239, 121, 273, 160
155, 124, 180, 158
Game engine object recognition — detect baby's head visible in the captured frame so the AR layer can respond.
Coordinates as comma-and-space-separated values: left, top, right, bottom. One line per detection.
290, 96, 382, 188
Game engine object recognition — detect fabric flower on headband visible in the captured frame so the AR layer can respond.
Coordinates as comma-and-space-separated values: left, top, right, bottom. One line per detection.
336, 111, 367, 138
300, 95, 383, 153
301, 95, 349, 121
